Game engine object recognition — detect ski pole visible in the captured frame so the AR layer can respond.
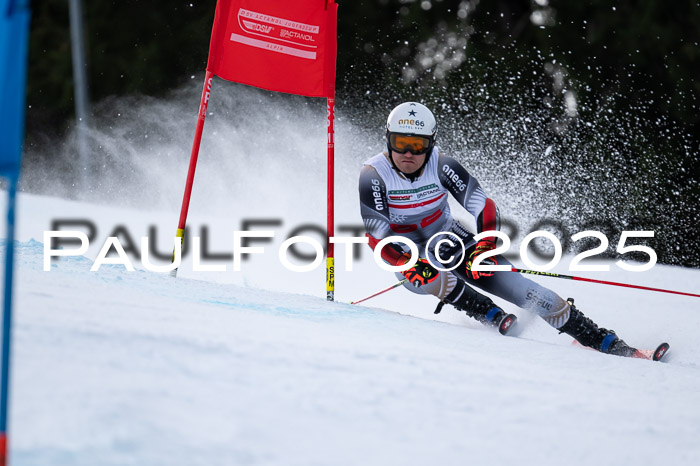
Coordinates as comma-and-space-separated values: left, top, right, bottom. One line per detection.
351, 279, 408, 305
509, 267, 700, 298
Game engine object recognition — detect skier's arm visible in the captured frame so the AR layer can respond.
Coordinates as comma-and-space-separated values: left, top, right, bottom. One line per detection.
368, 233, 439, 286
476, 198, 499, 243
437, 154, 500, 278
365, 233, 408, 265
438, 154, 499, 241
359, 165, 406, 265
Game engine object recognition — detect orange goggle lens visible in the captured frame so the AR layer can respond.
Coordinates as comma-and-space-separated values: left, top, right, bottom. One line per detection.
389, 134, 431, 155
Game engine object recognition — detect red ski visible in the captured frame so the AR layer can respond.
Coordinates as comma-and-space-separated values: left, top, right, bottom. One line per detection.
572, 339, 670, 362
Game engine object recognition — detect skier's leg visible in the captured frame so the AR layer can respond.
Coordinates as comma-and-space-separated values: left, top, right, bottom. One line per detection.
557, 298, 636, 357
456, 256, 572, 327
450, 254, 636, 355
434, 221, 570, 327
442, 278, 517, 335
434, 223, 637, 355
397, 271, 516, 334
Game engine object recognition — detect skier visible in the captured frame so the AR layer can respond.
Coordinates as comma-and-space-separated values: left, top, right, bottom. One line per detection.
358, 101, 641, 357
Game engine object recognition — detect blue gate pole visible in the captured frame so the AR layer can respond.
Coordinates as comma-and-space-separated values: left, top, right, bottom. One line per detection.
0, 0, 31, 461
0, 176, 18, 465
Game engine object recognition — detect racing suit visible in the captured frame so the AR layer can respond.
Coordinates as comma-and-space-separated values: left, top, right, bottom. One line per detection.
358, 148, 571, 328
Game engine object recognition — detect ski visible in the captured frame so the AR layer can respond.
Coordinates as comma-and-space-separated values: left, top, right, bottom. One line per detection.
572, 339, 670, 362
641, 342, 670, 362
498, 313, 517, 336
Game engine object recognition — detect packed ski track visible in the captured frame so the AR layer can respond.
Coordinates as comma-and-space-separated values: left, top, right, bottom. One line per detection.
1, 192, 699, 466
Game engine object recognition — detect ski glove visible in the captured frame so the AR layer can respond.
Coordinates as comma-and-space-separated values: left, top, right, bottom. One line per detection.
466, 240, 497, 280
399, 255, 439, 288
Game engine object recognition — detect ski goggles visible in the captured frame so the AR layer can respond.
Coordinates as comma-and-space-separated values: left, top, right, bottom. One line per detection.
388, 133, 432, 155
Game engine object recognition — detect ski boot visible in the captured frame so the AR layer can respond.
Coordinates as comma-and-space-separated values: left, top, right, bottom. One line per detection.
443, 283, 517, 335
558, 298, 636, 357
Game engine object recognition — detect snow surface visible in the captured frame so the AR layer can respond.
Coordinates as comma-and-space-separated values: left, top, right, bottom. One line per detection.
4, 80, 700, 465
2, 191, 700, 466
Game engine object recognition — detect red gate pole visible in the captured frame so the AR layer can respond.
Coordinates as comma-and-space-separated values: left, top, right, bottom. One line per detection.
326, 96, 335, 300
170, 70, 214, 277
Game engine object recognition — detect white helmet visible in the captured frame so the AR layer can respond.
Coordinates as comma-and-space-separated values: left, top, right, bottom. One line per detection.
386, 102, 438, 159
386, 102, 438, 137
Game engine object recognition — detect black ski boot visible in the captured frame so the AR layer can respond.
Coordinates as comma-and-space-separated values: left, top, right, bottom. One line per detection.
445, 283, 517, 335
558, 298, 636, 357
